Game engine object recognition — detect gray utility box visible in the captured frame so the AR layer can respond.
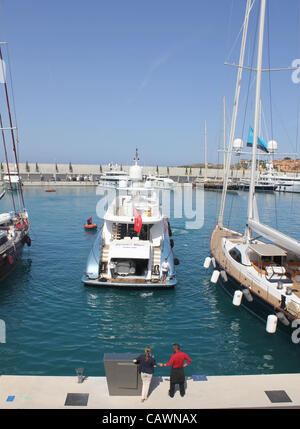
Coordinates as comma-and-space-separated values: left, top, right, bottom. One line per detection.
103, 353, 142, 396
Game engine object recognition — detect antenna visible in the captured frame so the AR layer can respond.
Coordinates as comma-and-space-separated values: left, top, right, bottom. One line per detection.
134, 147, 139, 165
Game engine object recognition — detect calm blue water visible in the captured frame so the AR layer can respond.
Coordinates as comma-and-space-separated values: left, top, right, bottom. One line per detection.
0, 186, 300, 377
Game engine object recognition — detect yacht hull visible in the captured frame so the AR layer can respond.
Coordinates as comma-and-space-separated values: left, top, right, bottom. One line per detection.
238, 184, 277, 192
82, 275, 176, 289
0, 236, 27, 282
213, 261, 296, 338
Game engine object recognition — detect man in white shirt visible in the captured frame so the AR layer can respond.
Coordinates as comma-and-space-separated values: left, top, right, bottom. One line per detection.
161, 258, 170, 283
109, 260, 116, 278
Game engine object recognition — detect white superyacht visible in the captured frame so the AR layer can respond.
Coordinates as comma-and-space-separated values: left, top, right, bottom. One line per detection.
82, 151, 179, 288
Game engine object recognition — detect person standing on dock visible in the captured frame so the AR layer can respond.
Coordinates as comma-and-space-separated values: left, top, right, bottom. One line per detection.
133, 347, 156, 402
158, 344, 191, 398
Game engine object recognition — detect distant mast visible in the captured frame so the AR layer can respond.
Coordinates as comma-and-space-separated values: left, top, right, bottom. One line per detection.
134, 147, 139, 165
130, 148, 143, 183
223, 96, 226, 181
204, 120, 207, 181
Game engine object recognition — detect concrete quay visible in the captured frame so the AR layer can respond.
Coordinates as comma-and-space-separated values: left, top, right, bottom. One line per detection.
0, 373, 300, 409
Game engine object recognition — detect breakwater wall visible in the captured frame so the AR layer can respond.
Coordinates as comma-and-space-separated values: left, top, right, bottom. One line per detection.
1, 163, 252, 180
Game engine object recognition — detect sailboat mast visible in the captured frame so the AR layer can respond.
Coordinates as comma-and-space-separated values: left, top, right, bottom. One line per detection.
218, 0, 252, 227
246, 0, 266, 240
223, 96, 226, 180
204, 120, 207, 181
0, 46, 25, 211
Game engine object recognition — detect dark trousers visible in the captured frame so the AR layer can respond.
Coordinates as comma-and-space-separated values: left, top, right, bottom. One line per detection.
169, 381, 185, 397
169, 367, 185, 397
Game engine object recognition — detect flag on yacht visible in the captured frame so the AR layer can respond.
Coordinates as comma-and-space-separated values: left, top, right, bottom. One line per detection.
246, 125, 269, 153
133, 206, 142, 235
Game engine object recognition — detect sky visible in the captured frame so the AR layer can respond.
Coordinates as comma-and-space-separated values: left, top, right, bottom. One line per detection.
0, 0, 299, 166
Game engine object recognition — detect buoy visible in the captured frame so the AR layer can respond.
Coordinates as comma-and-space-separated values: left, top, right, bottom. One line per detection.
276, 312, 290, 327
242, 288, 253, 302
45, 189, 56, 192
266, 315, 278, 333
233, 290, 243, 306
220, 270, 228, 282
84, 224, 97, 230
210, 270, 220, 284
203, 257, 211, 269
211, 257, 216, 268
7, 255, 14, 265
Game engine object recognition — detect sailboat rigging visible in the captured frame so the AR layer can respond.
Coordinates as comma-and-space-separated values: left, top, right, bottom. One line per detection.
206, 0, 300, 339
0, 41, 31, 282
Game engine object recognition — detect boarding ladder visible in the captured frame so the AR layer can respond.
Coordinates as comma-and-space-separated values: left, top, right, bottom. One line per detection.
100, 244, 110, 276
151, 247, 161, 280
112, 223, 121, 240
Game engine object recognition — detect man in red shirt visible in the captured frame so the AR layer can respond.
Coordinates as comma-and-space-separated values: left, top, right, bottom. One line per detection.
158, 344, 192, 398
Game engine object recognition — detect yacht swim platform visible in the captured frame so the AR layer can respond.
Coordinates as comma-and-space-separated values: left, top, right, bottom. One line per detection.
82, 276, 176, 288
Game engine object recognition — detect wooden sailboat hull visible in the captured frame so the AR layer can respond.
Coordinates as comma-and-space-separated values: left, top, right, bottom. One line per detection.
210, 226, 299, 341
214, 260, 296, 338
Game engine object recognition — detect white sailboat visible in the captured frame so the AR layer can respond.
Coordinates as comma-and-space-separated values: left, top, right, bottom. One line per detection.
206, 0, 300, 338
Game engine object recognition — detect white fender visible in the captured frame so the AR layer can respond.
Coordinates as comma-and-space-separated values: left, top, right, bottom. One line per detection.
220, 270, 228, 282
210, 270, 220, 284
203, 257, 211, 269
233, 290, 243, 306
266, 315, 278, 334
276, 312, 289, 326
211, 257, 216, 268
242, 288, 253, 302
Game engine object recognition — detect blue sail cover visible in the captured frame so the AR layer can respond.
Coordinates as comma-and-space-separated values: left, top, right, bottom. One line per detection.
246, 126, 269, 153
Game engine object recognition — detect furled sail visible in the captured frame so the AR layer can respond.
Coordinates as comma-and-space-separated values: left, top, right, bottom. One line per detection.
248, 218, 300, 255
